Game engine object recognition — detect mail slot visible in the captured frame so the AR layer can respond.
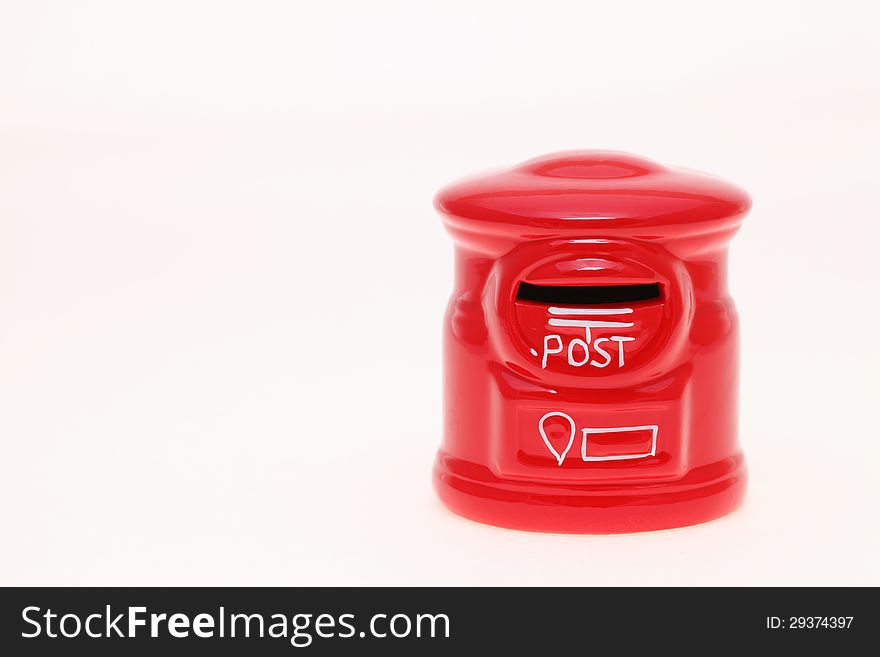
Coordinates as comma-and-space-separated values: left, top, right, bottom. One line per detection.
433, 151, 751, 533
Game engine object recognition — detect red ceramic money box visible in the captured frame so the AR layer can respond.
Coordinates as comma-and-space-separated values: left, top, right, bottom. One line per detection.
433, 151, 751, 533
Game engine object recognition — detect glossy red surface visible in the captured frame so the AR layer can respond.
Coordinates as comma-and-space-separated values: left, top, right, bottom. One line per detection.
434, 151, 751, 533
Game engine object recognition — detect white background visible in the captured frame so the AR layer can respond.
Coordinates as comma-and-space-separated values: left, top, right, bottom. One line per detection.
1, 1, 877, 586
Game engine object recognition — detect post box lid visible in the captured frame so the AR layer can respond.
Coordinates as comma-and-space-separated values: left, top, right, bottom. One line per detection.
435, 151, 750, 239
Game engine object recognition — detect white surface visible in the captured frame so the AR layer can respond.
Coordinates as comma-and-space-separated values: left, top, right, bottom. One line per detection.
1, 1, 878, 586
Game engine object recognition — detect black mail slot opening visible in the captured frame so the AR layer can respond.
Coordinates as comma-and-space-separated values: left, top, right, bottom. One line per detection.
516, 282, 661, 305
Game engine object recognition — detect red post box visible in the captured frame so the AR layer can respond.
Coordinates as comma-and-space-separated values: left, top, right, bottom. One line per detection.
433, 151, 751, 533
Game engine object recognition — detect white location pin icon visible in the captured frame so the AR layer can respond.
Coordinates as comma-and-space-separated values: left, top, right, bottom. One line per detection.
538, 411, 576, 466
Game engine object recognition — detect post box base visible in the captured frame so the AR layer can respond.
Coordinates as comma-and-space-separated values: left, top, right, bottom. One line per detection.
433, 452, 747, 534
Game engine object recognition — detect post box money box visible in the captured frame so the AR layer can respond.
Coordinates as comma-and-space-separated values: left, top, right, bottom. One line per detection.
433, 151, 751, 533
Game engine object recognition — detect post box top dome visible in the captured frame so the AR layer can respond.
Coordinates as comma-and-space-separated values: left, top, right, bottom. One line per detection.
435, 151, 751, 239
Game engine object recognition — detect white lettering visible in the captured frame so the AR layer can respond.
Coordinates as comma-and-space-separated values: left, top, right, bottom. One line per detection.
106, 606, 124, 637
590, 337, 612, 368
60, 614, 81, 638
21, 607, 41, 638
167, 613, 190, 638
129, 607, 146, 638
151, 613, 167, 638
610, 336, 635, 367
86, 614, 102, 638
193, 613, 215, 638
539, 334, 635, 368
567, 337, 590, 366
541, 334, 563, 369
